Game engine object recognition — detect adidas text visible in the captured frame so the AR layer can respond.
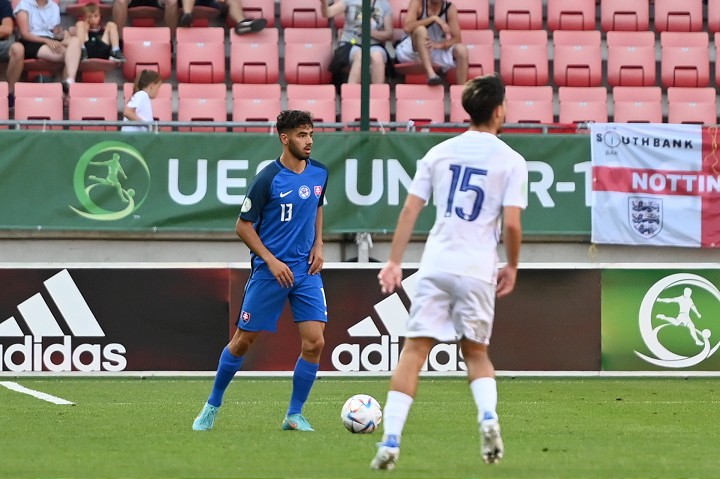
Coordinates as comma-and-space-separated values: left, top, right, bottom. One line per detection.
0, 336, 127, 372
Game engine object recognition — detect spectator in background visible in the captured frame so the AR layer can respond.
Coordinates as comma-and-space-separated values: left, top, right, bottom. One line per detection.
179, 0, 266, 35
122, 69, 161, 131
76, 3, 126, 62
112, 0, 179, 39
321, 0, 394, 85
0, 0, 24, 108
395, 0, 468, 86
14, 0, 83, 93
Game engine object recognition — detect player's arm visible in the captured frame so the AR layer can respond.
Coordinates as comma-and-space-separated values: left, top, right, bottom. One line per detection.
236, 218, 294, 288
378, 193, 425, 294
497, 206, 522, 298
308, 206, 324, 275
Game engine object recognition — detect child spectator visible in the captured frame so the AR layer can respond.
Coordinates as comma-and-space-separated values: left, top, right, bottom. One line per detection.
122, 69, 162, 131
76, 3, 126, 62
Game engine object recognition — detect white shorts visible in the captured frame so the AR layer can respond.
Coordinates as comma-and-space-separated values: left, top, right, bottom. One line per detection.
395, 36, 456, 72
406, 270, 495, 344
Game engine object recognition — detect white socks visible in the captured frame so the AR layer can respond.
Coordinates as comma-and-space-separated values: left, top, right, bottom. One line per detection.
382, 390, 414, 439
470, 377, 498, 422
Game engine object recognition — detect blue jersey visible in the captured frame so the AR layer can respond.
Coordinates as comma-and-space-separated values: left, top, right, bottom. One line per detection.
239, 157, 328, 278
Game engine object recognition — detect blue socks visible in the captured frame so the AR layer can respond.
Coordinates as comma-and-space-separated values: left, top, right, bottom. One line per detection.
287, 357, 319, 416
207, 347, 244, 407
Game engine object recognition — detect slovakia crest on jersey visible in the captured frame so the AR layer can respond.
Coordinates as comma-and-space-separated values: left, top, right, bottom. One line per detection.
314, 186, 322, 198
240, 311, 251, 323
628, 196, 662, 239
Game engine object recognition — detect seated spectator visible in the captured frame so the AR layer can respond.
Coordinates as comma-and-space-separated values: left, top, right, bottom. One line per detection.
0, 0, 24, 108
321, 0, 394, 85
76, 3, 126, 62
14, 0, 83, 93
112, 0, 179, 38
179, 0, 266, 35
395, 0, 468, 85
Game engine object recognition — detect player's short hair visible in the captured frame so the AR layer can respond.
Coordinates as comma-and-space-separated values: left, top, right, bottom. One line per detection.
462, 74, 506, 126
276, 110, 314, 135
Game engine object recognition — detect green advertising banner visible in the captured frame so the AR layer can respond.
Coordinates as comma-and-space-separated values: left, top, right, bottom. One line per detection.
0, 131, 590, 235
602, 269, 720, 371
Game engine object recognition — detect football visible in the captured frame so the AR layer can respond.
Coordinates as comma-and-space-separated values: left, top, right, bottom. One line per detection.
341, 394, 383, 433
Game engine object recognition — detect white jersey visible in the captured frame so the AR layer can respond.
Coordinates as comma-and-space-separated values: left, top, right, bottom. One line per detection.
409, 130, 528, 283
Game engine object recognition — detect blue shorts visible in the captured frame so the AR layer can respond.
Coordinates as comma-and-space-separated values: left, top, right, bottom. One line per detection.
237, 272, 327, 332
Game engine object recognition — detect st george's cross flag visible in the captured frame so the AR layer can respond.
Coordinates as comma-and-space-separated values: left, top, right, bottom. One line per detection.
591, 123, 720, 248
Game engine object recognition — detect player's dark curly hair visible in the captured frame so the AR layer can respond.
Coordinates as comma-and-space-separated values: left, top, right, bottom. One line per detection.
276, 110, 314, 135
462, 74, 506, 126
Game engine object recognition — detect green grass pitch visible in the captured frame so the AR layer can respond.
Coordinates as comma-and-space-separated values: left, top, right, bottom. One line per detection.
2, 377, 719, 478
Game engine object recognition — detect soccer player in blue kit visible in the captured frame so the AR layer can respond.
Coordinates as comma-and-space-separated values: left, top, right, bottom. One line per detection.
193, 110, 329, 432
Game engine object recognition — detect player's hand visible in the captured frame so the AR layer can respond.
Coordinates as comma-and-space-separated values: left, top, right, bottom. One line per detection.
308, 243, 324, 275
378, 261, 402, 295
268, 258, 294, 288
496, 265, 517, 298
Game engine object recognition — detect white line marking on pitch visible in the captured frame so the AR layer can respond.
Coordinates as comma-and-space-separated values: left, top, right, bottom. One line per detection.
0, 381, 75, 405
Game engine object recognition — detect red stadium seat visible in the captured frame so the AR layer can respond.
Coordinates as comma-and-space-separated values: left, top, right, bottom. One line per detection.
494, 0, 543, 30
340, 83, 391, 130
452, 0, 490, 30
0, 81, 8, 125
660, 32, 710, 88
653, 0, 703, 33
612, 86, 663, 123
505, 85, 554, 124
667, 87, 717, 125
176, 27, 226, 84
227, 0, 275, 28
231, 83, 281, 132
127, 4, 163, 27
716, 33, 720, 87
499, 29, 548, 86
68, 82, 118, 131
553, 30, 602, 87
558, 86, 608, 124
600, 0, 649, 31
122, 27, 172, 82
394, 84, 445, 127
389, 0, 409, 29
177, 83, 228, 132
286, 84, 337, 130
709, 0, 720, 34
230, 27, 279, 84
78, 58, 120, 83
14, 82, 64, 130
449, 84, 469, 123
447, 29, 494, 84
123, 82, 173, 131
547, 0, 596, 31
606, 31, 656, 87
283, 28, 333, 84
280, 0, 327, 28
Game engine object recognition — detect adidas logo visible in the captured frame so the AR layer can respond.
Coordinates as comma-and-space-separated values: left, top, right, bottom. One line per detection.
330, 272, 467, 373
0, 270, 127, 372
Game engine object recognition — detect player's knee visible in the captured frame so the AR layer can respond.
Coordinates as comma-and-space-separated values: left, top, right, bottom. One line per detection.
303, 336, 325, 356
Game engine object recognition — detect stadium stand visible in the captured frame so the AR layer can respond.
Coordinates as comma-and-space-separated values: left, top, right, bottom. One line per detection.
667, 87, 717, 125
446, 29, 494, 84
340, 83, 391, 130
230, 27, 280, 84
660, 31, 710, 88
68, 82, 118, 130
452, 0, 490, 30
231, 83, 281, 132
123, 82, 174, 130
176, 83, 228, 132
0, 81, 7, 125
552, 30, 602, 87
122, 27, 172, 82
280, 0, 327, 28
394, 84, 445, 126
13, 82, 64, 129
546, 0, 596, 31
653, 0, 703, 33
448, 84, 469, 123
558, 86, 608, 124
283, 27, 333, 84
499, 29, 549, 86
600, 0, 650, 32
286, 83, 337, 130
612, 86, 663, 123
494, 0, 544, 31
505, 85, 554, 124
606, 30, 657, 87
175, 27, 227, 84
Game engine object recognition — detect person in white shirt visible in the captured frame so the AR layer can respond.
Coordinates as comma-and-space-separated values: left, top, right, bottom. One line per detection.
371, 74, 528, 471
122, 69, 162, 132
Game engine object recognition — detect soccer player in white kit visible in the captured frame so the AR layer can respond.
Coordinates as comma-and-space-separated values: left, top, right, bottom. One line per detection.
371, 74, 528, 470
